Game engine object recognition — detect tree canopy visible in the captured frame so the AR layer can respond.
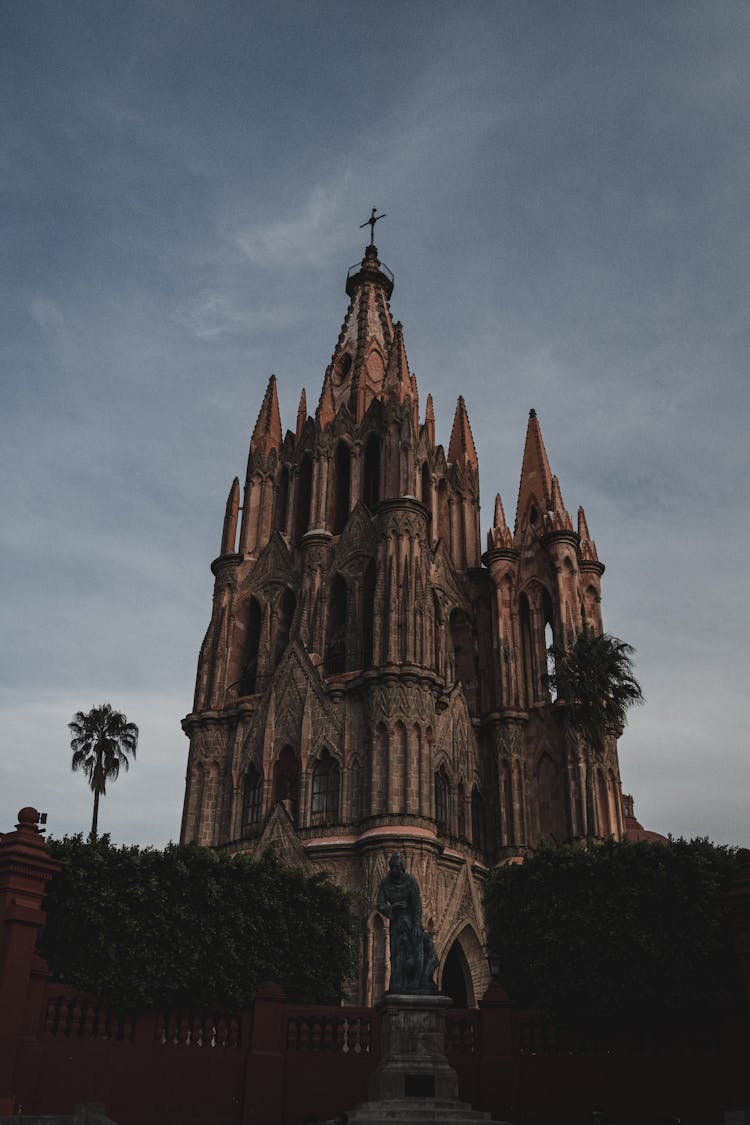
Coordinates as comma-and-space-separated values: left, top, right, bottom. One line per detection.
69, 703, 138, 837
545, 630, 644, 749
41, 836, 357, 1010
483, 837, 739, 1027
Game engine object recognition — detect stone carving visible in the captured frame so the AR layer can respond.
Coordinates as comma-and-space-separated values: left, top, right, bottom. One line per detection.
376, 855, 438, 994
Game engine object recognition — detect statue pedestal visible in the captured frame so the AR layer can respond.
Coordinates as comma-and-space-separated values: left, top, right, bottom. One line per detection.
368, 992, 458, 1102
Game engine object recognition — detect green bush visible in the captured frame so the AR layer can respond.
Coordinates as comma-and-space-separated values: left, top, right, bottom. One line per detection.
483, 837, 739, 1026
41, 836, 357, 1010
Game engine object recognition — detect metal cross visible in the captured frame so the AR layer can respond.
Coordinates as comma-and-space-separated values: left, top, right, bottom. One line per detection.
360, 207, 386, 245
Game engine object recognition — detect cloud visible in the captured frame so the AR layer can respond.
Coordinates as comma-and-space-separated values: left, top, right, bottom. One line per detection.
30, 295, 64, 335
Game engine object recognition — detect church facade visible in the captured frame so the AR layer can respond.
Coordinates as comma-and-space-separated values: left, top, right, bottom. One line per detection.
180, 241, 626, 1006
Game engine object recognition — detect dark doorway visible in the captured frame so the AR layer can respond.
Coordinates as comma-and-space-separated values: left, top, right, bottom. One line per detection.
442, 940, 470, 1008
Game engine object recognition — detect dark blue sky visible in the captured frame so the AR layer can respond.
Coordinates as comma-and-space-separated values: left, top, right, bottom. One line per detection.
2, 1, 748, 845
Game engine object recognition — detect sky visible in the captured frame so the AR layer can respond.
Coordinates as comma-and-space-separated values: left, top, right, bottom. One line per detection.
2, 1, 748, 848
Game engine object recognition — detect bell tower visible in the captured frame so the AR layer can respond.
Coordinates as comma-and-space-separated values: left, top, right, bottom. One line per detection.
180, 238, 625, 1005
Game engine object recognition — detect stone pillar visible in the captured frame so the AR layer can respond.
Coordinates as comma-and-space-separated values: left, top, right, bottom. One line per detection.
242, 981, 286, 1125
0, 807, 61, 1115
477, 985, 516, 1124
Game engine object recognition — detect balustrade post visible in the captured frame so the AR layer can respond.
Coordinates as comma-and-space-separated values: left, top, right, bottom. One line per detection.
0, 807, 61, 1114
242, 981, 286, 1125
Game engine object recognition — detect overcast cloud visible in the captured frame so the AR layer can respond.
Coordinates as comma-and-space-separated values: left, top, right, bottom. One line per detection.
1, 1, 748, 847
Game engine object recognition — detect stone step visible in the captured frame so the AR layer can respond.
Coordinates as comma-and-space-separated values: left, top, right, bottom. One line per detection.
330, 1097, 510, 1124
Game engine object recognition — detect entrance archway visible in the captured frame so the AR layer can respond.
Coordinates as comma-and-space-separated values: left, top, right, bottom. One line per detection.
441, 938, 474, 1008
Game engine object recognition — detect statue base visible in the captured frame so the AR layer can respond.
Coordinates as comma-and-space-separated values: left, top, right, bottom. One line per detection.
368, 992, 458, 1102
320, 993, 511, 1124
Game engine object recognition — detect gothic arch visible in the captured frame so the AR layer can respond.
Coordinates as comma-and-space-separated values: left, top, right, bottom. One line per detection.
536, 750, 567, 845
329, 440, 352, 535
325, 573, 348, 674
362, 431, 381, 513
439, 923, 485, 1009
368, 911, 388, 1006
272, 586, 296, 670
231, 595, 263, 696
437, 478, 449, 545
274, 465, 290, 534
294, 453, 313, 544
271, 744, 300, 821
310, 747, 340, 823
242, 763, 264, 828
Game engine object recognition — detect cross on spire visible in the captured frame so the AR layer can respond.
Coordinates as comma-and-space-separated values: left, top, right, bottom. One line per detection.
360, 207, 386, 245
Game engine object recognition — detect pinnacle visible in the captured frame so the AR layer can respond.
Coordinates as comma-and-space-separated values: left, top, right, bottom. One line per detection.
487, 492, 513, 550
250, 374, 283, 456
424, 393, 436, 447
493, 493, 508, 530
383, 321, 411, 403
317, 368, 336, 430
296, 388, 307, 440
448, 395, 478, 470
578, 505, 599, 561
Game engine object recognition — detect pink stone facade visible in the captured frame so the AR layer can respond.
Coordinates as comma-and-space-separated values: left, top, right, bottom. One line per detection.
180, 244, 625, 1005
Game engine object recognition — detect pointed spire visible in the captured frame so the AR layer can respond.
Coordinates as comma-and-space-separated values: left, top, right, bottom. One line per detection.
514, 408, 553, 531
494, 493, 507, 529
221, 477, 240, 555
578, 505, 599, 562
317, 368, 336, 430
424, 394, 436, 448
250, 374, 282, 456
296, 388, 307, 441
487, 492, 513, 550
383, 321, 411, 403
410, 372, 419, 431
447, 396, 478, 470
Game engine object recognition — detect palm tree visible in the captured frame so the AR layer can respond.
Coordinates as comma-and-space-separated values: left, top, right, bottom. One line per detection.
545, 630, 643, 839
69, 703, 138, 838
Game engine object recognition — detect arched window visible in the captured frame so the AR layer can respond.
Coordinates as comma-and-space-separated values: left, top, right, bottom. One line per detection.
437, 479, 449, 546
543, 592, 556, 701
330, 441, 351, 535
311, 749, 340, 820
325, 574, 348, 674
421, 462, 431, 507
274, 466, 290, 534
271, 745, 299, 819
294, 454, 313, 545
471, 787, 485, 851
519, 593, 534, 708
361, 559, 376, 668
435, 769, 449, 834
449, 609, 476, 709
272, 587, 296, 669
243, 765, 263, 826
363, 433, 381, 513
457, 781, 466, 839
240, 597, 262, 695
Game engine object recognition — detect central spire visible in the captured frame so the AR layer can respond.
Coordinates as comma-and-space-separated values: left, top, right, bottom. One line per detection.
320, 241, 402, 422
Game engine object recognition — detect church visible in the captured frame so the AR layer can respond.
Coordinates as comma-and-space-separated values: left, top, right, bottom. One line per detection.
179, 235, 626, 1007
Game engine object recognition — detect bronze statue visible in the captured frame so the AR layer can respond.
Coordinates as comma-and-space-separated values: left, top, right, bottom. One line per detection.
376, 854, 438, 993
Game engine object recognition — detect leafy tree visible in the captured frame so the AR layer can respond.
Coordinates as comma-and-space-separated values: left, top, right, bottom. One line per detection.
483, 837, 739, 1028
545, 630, 643, 838
69, 704, 138, 838
40, 836, 357, 1009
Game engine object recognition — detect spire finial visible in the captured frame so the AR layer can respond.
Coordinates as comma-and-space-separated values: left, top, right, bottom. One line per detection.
360, 206, 386, 246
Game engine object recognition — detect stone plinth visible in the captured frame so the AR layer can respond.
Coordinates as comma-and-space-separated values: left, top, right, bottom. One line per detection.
369, 993, 458, 1102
